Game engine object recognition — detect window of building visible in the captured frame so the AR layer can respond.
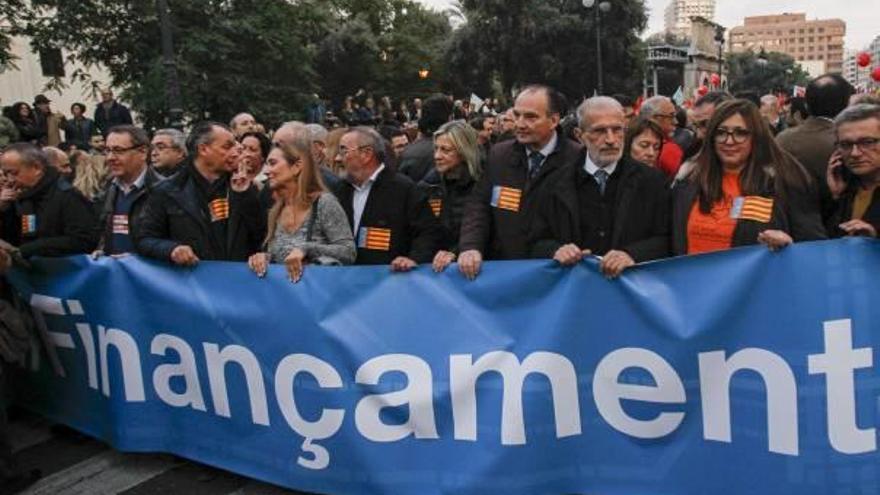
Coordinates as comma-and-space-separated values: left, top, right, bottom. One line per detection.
38, 48, 65, 78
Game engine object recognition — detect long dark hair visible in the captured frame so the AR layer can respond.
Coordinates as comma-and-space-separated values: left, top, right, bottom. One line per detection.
623, 117, 665, 165
692, 99, 811, 213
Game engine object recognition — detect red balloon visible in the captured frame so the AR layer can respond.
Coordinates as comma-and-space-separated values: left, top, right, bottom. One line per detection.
698, 85, 709, 96
857, 52, 872, 68
872, 66, 880, 83
710, 74, 721, 86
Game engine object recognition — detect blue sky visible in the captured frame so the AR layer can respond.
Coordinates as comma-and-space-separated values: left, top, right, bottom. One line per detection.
416, 0, 878, 50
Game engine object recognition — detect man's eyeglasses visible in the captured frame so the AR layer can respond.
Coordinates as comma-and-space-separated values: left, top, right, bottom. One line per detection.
654, 113, 676, 121
337, 145, 371, 156
693, 119, 710, 130
713, 128, 752, 144
836, 137, 880, 154
106, 145, 143, 156
151, 143, 178, 152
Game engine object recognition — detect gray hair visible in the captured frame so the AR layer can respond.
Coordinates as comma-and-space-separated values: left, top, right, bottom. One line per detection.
305, 123, 328, 144
834, 104, 880, 133
346, 126, 386, 163
153, 128, 187, 155
760, 94, 778, 107
576, 96, 624, 130
186, 121, 230, 157
638, 96, 671, 120
434, 120, 482, 180
42, 146, 67, 167
108, 124, 150, 148
229, 112, 255, 128
2, 143, 49, 169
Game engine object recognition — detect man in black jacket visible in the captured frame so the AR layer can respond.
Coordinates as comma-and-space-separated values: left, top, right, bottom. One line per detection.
135, 122, 265, 265
0, 143, 97, 268
457, 85, 583, 279
93, 89, 133, 137
333, 126, 443, 270
529, 96, 670, 278
96, 125, 165, 255
398, 94, 452, 182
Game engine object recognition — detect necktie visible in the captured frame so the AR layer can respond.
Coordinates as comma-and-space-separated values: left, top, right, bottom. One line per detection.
594, 169, 609, 195
528, 151, 544, 179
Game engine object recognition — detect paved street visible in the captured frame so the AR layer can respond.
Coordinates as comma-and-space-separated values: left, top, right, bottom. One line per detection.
8, 410, 312, 495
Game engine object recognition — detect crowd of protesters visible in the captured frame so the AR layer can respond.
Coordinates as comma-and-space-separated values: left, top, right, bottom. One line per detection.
0, 73, 879, 490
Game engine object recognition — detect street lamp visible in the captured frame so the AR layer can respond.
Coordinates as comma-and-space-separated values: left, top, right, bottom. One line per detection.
418, 68, 430, 79
583, 0, 611, 95
714, 25, 725, 83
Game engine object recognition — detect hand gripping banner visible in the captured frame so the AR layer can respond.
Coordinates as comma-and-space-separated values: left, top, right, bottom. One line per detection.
4, 239, 880, 495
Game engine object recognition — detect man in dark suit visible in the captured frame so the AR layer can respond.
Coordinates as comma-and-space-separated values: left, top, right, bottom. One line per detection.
777, 74, 854, 221
135, 121, 265, 265
529, 96, 670, 278
457, 84, 583, 279
95, 125, 165, 255
93, 89, 133, 137
398, 94, 453, 183
333, 126, 442, 270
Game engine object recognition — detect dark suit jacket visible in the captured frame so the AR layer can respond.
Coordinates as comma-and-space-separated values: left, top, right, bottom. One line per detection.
826, 186, 880, 238
6, 167, 97, 258
671, 172, 827, 255
528, 157, 671, 262
459, 135, 584, 260
776, 117, 836, 220
96, 167, 165, 253
135, 164, 265, 262
93, 101, 133, 136
398, 137, 434, 183
333, 167, 443, 265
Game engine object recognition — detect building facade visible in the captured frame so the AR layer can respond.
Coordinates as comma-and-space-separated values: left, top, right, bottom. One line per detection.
664, 0, 716, 39
729, 13, 846, 74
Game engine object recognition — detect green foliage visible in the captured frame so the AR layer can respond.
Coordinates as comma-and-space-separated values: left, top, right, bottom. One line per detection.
727, 50, 811, 96
7, 0, 450, 129
444, 0, 648, 104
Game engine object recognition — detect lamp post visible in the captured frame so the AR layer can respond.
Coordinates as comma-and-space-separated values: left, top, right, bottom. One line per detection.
583, 0, 611, 95
714, 25, 725, 85
156, 0, 184, 130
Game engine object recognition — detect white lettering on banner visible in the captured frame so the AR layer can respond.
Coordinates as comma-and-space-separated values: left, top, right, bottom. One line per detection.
593, 348, 686, 439
808, 319, 876, 454
450, 351, 581, 445
698, 349, 799, 455
18, 297, 879, 471
355, 354, 439, 442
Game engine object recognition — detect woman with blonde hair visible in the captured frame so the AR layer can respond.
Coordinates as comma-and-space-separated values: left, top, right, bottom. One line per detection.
247, 135, 355, 282
71, 150, 108, 203
418, 120, 483, 273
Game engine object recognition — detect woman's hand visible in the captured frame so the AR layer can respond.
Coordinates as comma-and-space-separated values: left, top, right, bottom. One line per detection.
757, 230, 793, 252
838, 219, 877, 238
284, 248, 306, 282
432, 250, 456, 273
390, 256, 417, 272
248, 252, 269, 278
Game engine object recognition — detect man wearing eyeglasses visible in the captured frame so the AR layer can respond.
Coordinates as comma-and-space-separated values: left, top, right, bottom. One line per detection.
333, 126, 442, 270
95, 125, 166, 256
675, 91, 733, 181
150, 128, 187, 177
826, 104, 880, 238
640, 96, 684, 178
528, 96, 670, 278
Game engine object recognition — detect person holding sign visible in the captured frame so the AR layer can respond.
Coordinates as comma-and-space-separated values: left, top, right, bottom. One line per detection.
671, 99, 826, 255
247, 136, 355, 282
136, 122, 265, 266
417, 121, 482, 273
0, 143, 96, 271
332, 126, 442, 271
94, 125, 165, 256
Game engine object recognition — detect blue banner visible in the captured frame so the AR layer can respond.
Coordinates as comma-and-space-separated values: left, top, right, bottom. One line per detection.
5, 239, 880, 495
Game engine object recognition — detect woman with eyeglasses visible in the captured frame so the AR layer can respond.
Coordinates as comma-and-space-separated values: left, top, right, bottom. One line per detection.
623, 118, 665, 169
247, 135, 355, 282
671, 99, 826, 255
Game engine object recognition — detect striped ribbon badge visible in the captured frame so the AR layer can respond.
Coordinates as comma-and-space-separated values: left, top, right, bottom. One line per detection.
20, 214, 37, 235
209, 198, 230, 222
490, 186, 522, 212
112, 215, 130, 234
730, 196, 774, 223
429, 198, 442, 217
357, 227, 392, 251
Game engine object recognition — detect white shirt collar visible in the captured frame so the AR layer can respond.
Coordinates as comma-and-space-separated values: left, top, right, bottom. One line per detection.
525, 131, 558, 159
351, 164, 385, 192
583, 152, 618, 177
114, 167, 148, 195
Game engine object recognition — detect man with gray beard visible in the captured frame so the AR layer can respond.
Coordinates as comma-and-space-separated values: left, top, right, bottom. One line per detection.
528, 96, 671, 278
